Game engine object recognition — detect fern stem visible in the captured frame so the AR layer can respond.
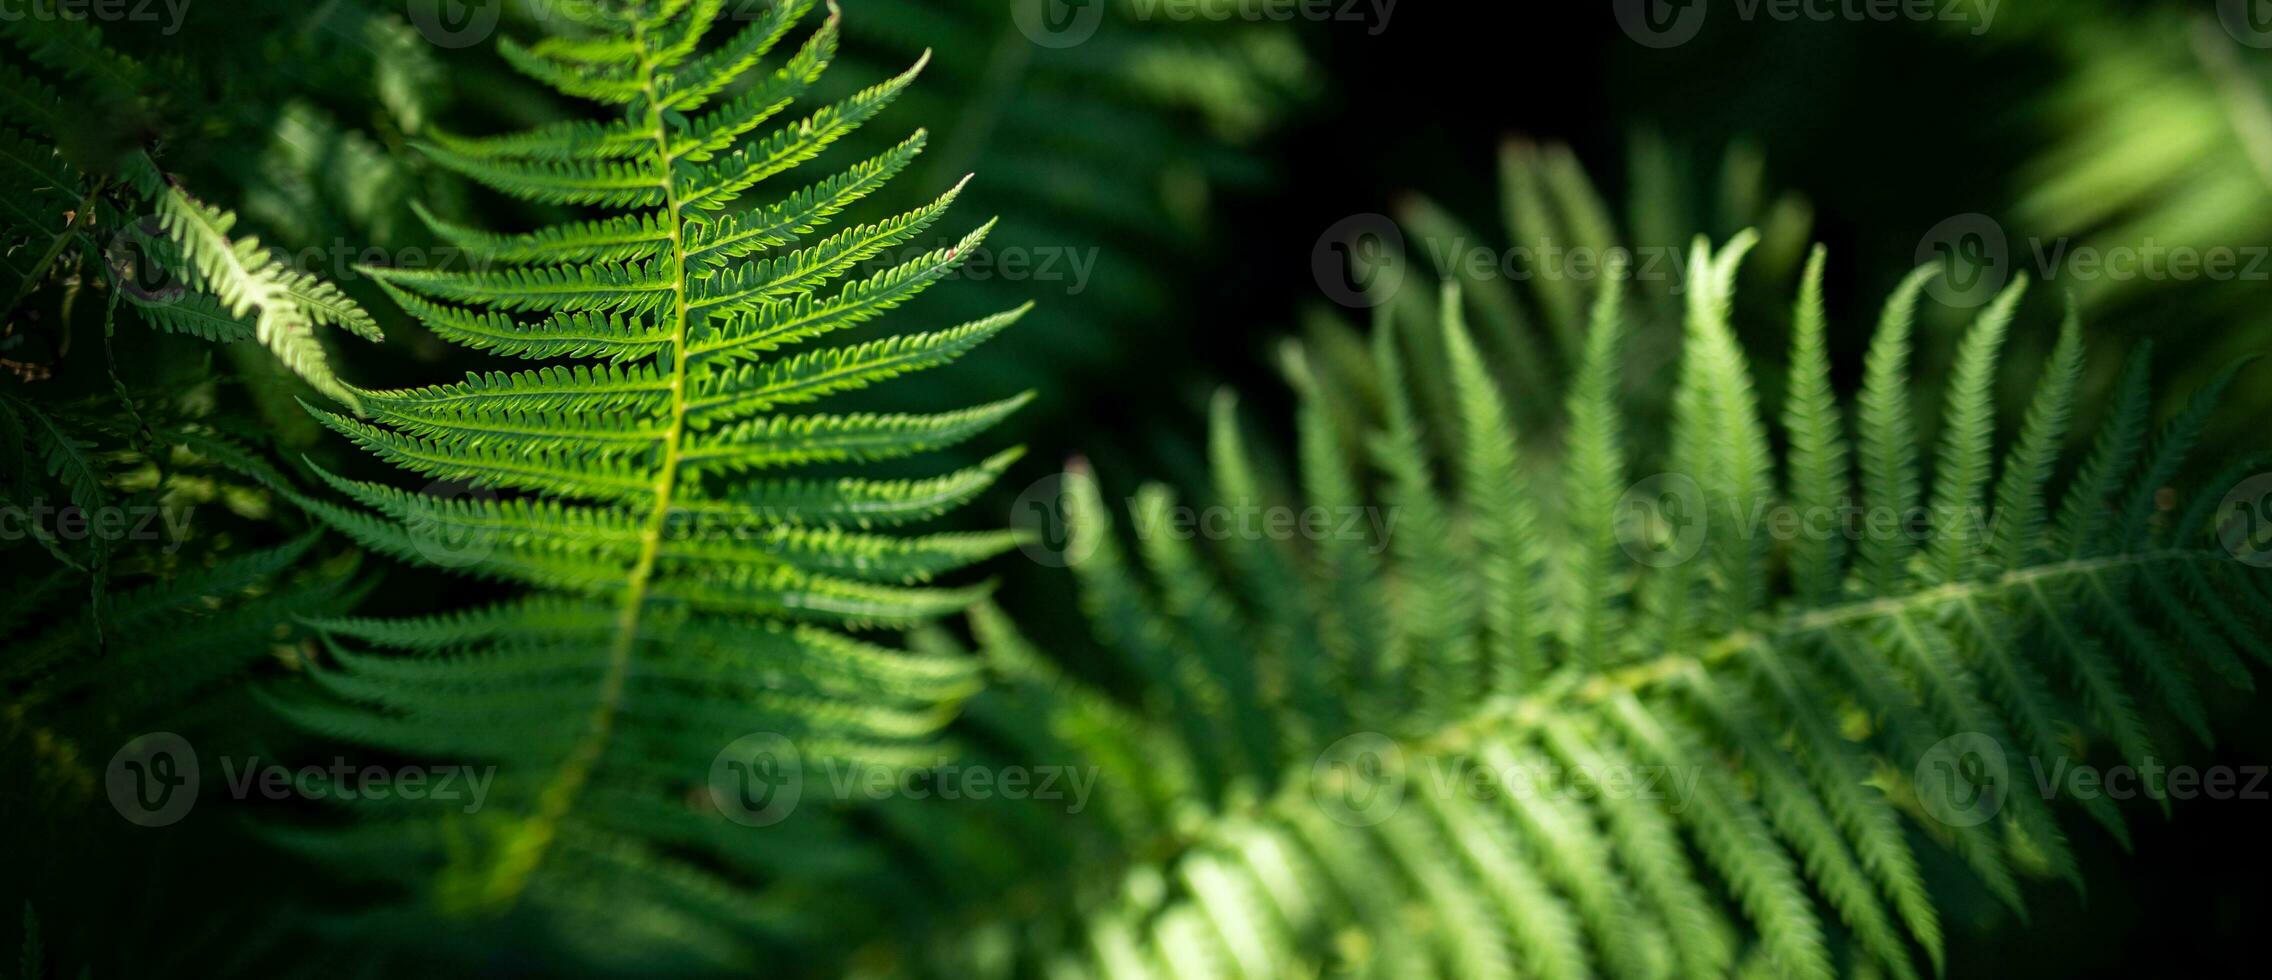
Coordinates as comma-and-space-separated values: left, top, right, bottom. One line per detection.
1062, 552, 2246, 923
491, 25, 697, 910
2, 176, 103, 320
1422, 548, 2234, 758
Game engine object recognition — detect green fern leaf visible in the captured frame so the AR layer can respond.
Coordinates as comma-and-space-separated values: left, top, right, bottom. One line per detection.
886, 224, 2270, 980
272, 1, 1028, 954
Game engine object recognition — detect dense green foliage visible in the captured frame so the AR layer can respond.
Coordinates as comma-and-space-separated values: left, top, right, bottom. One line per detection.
0, 5, 391, 403
6, 1, 2272, 976
896, 242, 2272, 978
254, 1, 1033, 966
3, 11, 392, 958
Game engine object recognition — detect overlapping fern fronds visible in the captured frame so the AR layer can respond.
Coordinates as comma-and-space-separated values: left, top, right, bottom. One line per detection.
813, 0, 1316, 433
265, 0, 1030, 966
879, 237, 2272, 978
0, 14, 382, 407
0, 411, 359, 755
2, 11, 384, 828
1304, 134, 1814, 475
0, 409, 363, 974
1983, 4, 2272, 458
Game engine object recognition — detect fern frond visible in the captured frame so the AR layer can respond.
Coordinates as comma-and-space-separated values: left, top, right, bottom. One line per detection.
0, 15, 381, 409
1371, 302, 1477, 720
9, 397, 107, 515
1924, 278, 2028, 583
1442, 284, 1546, 692
152, 187, 381, 407
886, 233, 2269, 980
2, 413, 359, 816
1561, 261, 1632, 661
1781, 246, 1846, 604
1853, 266, 1935, 596
272, 2, 1028, 960
1988, 308, 2085, 573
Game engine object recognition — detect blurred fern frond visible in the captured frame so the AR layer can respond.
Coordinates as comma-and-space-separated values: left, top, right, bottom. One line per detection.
1993, 3, 2272, 454
812, 0, 1317, 423
0, 13, 393, 941
886, 236, 2271, 978
0, 10, 384, 408
0, 407, 357, 766
1291, 135, 1814, 484
0, 405, 362, 974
